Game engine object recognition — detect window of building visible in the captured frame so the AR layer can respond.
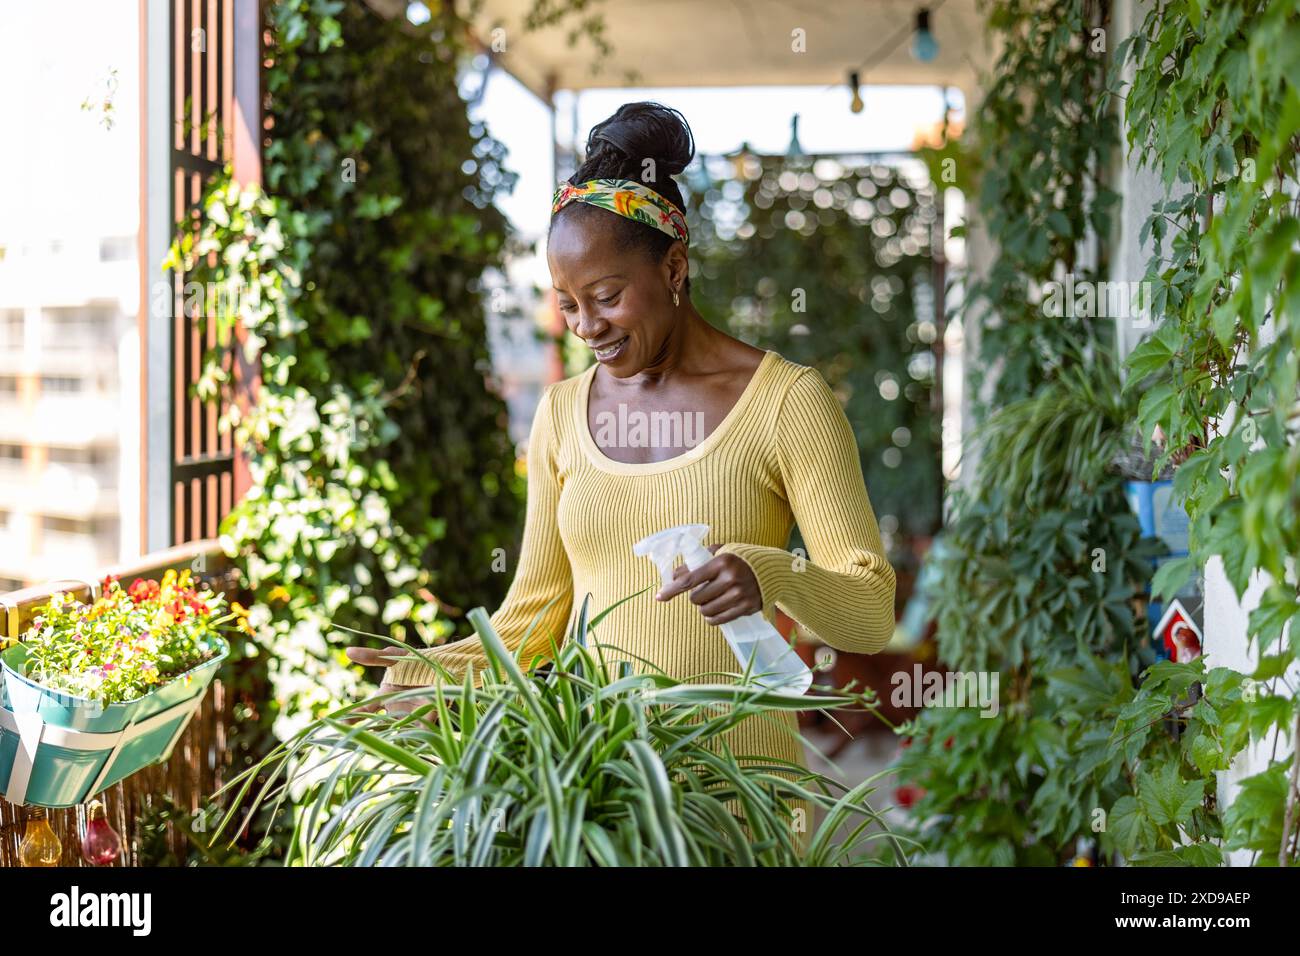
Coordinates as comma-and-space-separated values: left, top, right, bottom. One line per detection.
47, 446, 109, 467
99, 236, 134, 262
43, 516, 93, 535
41, 376, 84, 394
41, 307, 114, 351
0, 309, 22, 349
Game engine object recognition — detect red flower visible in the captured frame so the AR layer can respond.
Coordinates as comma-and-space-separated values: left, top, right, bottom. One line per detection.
894, 784, 926, 809
128, 579, 160, 605
944, 735, 954, 750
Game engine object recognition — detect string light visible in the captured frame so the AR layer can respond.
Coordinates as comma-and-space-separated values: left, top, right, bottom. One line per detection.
825, 0, 950, 112
81, 799, 123, 865
912, 8, 940, 63
786, 114, 805, 160
848, 71, 864, 114
19, 809, 62, 867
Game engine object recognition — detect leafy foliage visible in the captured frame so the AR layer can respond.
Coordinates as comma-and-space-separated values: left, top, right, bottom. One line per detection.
162, 0, 531, 860
894, 350, 1179, 864
1112, 0, 1300, 865
895, 0, 1300, 867
887, 0, 1243, 866
170, 0, 524, 743
961, 0, 1118, 411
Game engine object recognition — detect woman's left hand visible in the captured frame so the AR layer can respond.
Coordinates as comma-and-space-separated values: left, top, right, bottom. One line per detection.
654, 544, 763, 626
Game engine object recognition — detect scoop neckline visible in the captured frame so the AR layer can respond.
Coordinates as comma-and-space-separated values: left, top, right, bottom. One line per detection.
575, 349, 777, 476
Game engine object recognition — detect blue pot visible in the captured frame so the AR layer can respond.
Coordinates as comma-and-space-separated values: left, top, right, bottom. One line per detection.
1124, 480, 1190, 554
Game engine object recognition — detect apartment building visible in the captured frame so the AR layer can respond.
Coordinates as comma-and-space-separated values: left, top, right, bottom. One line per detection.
0, 235, 135, 593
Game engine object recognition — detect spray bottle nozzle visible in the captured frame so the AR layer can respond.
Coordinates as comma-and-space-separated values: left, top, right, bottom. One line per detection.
633, 523, 713, 588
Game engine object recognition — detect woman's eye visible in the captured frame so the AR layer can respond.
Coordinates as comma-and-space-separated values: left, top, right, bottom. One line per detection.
597, 293, 619, 305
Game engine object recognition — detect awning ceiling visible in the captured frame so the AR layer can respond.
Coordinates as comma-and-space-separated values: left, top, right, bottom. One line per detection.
364, 1, 991, 99
463, 0, 990, 98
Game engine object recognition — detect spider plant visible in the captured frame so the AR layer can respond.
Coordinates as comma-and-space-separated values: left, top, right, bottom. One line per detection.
210, 593, 913, 866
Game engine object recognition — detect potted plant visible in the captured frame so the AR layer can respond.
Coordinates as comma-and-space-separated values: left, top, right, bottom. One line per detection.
212, 598, 910, 866
0, 569, 248, 807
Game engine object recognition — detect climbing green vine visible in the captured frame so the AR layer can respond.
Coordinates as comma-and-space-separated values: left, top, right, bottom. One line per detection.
888, 0, 1260, 866
166, 0, 526, 858
960, 0, 1118, 411
1115, 0, 1300, 864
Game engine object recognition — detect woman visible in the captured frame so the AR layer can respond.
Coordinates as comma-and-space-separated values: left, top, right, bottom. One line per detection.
346, 102, 897, 856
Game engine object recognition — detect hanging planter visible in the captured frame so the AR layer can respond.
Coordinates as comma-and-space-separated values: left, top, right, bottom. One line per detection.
0, 570, 245, 808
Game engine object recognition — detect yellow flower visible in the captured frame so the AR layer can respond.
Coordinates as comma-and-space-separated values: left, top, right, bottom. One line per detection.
231, 601, 255, 635
267, 586, 291, 603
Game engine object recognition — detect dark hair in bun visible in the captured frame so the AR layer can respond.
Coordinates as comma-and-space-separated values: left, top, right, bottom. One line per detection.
551, 101, 696, 291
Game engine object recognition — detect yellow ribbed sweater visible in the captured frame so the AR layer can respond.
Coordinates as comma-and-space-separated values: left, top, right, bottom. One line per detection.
388, 349, 896, 854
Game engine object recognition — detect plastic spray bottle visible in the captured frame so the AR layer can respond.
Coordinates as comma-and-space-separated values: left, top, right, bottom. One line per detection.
633, 523, 813, 694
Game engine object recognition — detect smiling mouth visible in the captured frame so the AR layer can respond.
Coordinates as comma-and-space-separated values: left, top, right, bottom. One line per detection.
591, 335, 629, 360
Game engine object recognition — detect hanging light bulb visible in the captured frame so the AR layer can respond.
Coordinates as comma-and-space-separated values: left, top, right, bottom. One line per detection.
730, 141, 753, 179
81, 799, 123, 866
849, 71, 864, 114
912, 8, 939, 63
786, 114, 805, 160
20, 810, 62, 867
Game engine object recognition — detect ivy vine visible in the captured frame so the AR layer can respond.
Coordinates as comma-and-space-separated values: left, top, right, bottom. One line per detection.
1115, 0, 1300, 865
169, 0, 524, 755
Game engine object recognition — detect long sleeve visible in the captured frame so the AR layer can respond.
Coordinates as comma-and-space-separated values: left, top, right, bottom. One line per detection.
715, 367, 896, 654
386, 384, 574, 688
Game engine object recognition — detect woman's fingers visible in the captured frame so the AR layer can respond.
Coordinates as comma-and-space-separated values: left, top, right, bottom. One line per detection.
656, 551, 746, 601
698, 586, 749, 622
345, 644, 410, 668
686, 567, 732, 606
653, 550, 764, 624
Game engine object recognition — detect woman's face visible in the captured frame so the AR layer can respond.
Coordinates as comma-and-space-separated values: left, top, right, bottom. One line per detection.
547, 213, 682, 376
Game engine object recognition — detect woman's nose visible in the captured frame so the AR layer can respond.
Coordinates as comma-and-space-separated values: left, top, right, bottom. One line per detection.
571, 309, 608, 341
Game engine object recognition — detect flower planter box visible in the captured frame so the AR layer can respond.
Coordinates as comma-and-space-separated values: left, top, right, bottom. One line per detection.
0, 637, 228, 808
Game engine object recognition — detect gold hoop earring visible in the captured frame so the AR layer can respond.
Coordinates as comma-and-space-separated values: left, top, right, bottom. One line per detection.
672, 288, 680, 307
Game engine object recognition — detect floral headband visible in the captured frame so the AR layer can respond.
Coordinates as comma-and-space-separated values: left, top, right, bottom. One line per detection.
551, 177, 689, 245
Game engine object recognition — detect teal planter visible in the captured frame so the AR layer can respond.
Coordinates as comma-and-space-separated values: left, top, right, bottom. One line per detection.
0, 636, 227, 808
